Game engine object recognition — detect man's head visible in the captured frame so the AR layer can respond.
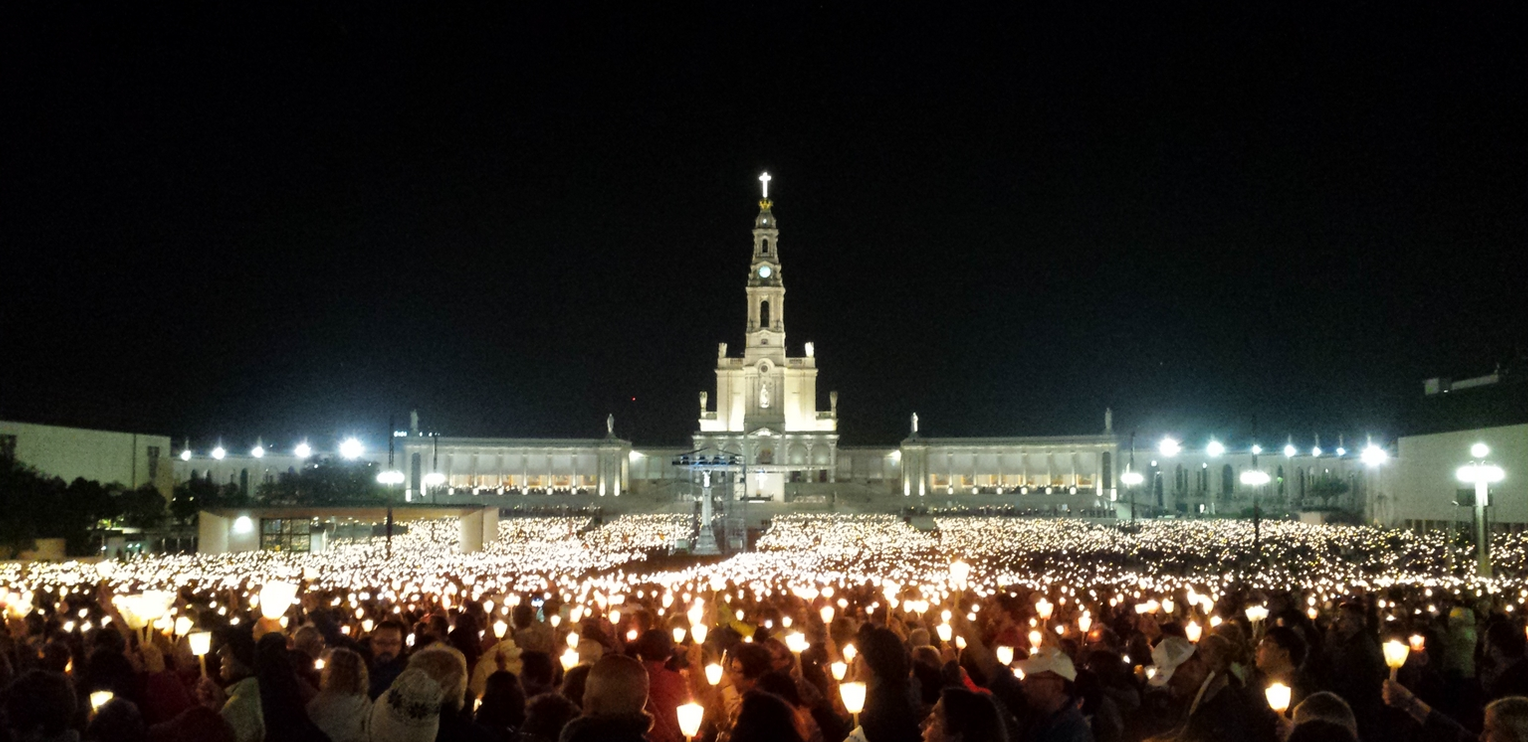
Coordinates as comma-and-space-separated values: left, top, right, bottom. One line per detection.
1150, 637, 1205, 697
372, 620, 407, 664
763, 638, 794, 673
727, 643, 773, 694
408, 645, 469, 711
636, 629, 673, 664
1257, 626, 1308, 674
512, 605, 536, 629
1016, 647, 1077, 715
582, 655, 649, 717
1334, 602, 1365, 638
217, 628, 257, 682
292, 625, 325, 660
1292, 691, 1357, 739
1489, 622, 1528, 665
1484, 697, 1528, 742
1, 671, 76, 740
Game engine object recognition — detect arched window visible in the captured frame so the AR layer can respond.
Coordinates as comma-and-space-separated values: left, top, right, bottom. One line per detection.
1222, 464, 1234, 499
239, 469, 249, 496
760, 300, 771, 329
1277, 466, 1286, 496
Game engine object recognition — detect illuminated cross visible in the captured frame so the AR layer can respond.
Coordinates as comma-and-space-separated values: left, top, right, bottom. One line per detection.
759, 172, 771, 198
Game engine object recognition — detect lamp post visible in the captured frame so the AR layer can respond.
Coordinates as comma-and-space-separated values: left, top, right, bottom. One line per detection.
1457, 443, 1505, 578
1240, 466, 1270, 570
1120, 433, 1143, 525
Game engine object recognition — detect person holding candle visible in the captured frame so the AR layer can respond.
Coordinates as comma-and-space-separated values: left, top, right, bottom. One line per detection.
306, 648, 371, 742
558, 655, 654, 742
1253, 627, 1316, 715
1311, 601, 1384, 740
637, 630, 686, 742
1147, 636, 1272, 742
1485, 621, 1528, 702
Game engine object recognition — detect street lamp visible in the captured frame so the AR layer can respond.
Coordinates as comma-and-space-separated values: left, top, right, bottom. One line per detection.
339, 438, 364, 460
1361, 444, 1388, 466
1240, 468, 1271, 569
1457, 443, 1505, 577
294, 441, 312, 459
1159, 437, 1181, 457
1121, 432, 1143, 524
1206, 440, 1225, 457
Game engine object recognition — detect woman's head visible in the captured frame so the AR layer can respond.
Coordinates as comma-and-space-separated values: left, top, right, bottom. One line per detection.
321, 648, 369, 696
731, 691, 804, 742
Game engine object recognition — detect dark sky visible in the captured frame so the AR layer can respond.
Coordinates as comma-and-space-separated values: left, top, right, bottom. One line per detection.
3, 2, 1524, 452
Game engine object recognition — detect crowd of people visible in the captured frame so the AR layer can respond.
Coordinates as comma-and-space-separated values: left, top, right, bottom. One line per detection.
4, 514, 1528, 741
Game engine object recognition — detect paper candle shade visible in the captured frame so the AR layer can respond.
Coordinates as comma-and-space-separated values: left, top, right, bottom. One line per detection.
831, 661, 848, 680
691, 623, 708, 644
1383, 640, 1409, 670
1266, 682, 1292, 713
259, 582, 298, 621
677, 702, 705, 739
188, 631, 213, 656
840, 681, 867, 714
705, 663, 723, 686
995, 646, 1015, 666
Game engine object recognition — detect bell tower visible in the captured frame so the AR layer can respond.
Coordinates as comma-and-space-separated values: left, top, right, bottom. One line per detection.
745, 172, 786, 363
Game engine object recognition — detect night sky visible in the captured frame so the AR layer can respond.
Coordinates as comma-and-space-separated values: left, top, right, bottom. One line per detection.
3, 3, 1524, 451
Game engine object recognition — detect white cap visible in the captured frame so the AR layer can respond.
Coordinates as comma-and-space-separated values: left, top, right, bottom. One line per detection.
1015, 646, 1076, 682
1149, 636, 1197, 687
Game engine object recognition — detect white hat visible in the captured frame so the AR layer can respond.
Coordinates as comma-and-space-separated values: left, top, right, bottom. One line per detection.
370, 668, 443, 742
1015, 647, 1076, 682
1149, 637, 1197, 687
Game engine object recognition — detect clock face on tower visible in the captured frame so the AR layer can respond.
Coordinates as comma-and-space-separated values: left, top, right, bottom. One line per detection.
758, 265, 772, 278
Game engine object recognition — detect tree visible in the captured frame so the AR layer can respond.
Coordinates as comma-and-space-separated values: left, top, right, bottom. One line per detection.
115, 483, 167, 530
171, 477, 222, 525
256, 458, 386, 505
1306, 475, 1351, 510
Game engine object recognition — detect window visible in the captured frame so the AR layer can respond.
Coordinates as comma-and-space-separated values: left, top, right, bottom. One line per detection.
760, 300, 771, 328
260, 519, 312, 553
147, 446, 161, 478
0, 434, 14, 460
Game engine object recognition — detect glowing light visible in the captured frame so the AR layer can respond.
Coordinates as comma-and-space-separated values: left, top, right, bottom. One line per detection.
1240, 470, 1270, 486
294, 442, 312, 459
340, 438, 364, 460
1158, 438, 1181, 457
1457, 465, 1505, 484
377, 470, 405, 485
1120, 471, 1144, 486
839, 681, 866, 715
212, 446, 226, 460
831, 661, 847, 680
260, 582, 298, 621
90, 691, 114, 713
1266, 683, 1291, 714
705, 663, 723, 686
233, 515, 254, 534
424, 472, 446, 486
758, 172, 771, 199
1250, 444, 1263, 455
179, 449, 192, 461
1284, 444, 1297, 458
1472, 443, 1491, 459
188, 631, 212, 656
1206, 441, 1225, 457
251, 445, 265, 458
677, 702, 704, 739
1362, 445, 1388, 466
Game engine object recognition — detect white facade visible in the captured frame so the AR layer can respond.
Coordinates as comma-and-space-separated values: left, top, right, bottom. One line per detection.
0, 420, 172, 498
1384, 424, 1526, 530
694, 196, 838, 500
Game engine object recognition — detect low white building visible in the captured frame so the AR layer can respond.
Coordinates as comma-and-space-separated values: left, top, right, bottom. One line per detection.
0, 420, 172, 498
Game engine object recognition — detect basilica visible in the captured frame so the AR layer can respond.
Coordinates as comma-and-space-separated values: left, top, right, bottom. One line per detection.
378, 175, 1121, 511
173, 177, 1437, 534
